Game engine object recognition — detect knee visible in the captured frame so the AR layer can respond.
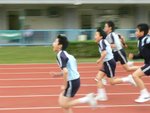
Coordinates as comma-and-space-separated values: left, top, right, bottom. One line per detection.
126, 68, 130, 71
59, 103, 69, 109
132, 73, 138, 79
124, 66, 130, 71
58, 94, 70, 109
109, 80, 115, 85
95, 77, 101, 83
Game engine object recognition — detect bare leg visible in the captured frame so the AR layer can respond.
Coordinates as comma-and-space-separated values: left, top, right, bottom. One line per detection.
132, 68, 145, 90
59, 92, 73, 113
58, 92, 96, 112
132, 68, 150, 102
95, 71, 106, 88
108, 77, 123, 85
122, 64, 139, 72
95, 71, 107, 101
63, 108, 73, 113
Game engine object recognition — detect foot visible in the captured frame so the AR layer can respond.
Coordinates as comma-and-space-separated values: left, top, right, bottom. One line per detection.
86, 93, 97, 108
128, 75, 137, 86
95, 94, 108, 101
94, 78, 107, 85
135, 95, 150, 103
127, 61, 134, 67
101, 78, 107, 85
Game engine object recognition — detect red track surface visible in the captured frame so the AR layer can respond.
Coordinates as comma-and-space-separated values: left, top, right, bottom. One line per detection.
0, 62, 150, 113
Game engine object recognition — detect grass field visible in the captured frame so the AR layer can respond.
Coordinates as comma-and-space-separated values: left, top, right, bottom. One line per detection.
0, 45, 143, 64
0, 46, 98, 64
0, 46, 54, 64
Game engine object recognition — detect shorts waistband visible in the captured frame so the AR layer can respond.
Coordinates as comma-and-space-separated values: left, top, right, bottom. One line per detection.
113, 48, 123, 52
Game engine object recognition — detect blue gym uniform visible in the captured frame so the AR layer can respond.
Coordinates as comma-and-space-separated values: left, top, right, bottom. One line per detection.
98, 39, 116, 78
133, 35, 150, 75
56, 50, 80, 97
106, 32, 128, 64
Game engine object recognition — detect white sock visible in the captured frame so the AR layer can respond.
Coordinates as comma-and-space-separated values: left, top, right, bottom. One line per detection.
98, 88, 106, 95
140, 89, 150, 96
121, 75, 130, 82
79, 96, 89, 103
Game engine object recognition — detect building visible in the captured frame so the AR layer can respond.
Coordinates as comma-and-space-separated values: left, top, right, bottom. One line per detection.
0, 0, 149, 30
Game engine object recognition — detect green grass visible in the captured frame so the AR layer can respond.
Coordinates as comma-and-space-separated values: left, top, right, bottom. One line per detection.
77, 58, 97, 63
0, 46, 98, 64
0, 45, 143, 64
0, 46, 56, 64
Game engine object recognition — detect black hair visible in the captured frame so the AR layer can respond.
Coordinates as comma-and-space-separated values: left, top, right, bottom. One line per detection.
106, 21, 115, 31
57, 34, 69, 50
97, 27, 107, 39
137, 23, 149, 36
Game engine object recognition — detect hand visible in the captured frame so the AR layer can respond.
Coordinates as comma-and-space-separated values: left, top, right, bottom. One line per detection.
96, 59, 103, 69
49, 72, 57, 77
99, 62, 103, 70
60, 85, 66, 90
124, 44, 128, 48
129, 53, 134, 60
96, 59, 101, 64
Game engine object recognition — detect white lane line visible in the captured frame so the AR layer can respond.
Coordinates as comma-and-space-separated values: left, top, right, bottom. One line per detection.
0, 77, 95, 80
0, 62, 132, 66
0, 67, 52, 69
0, 83, 150, 88
0, 85, 95, 88
0, 72, 48, 74
0, 93, 140, 98
0, 76, 148, 81
0, 63, 52, 65
0, 63, 95, 65
0, 70, 134, 74
0, 78, 54, 80
0, 62, 143, 65
0, 104, 149, 111
0, 75, 148, 81
0, 71, 98, 74
0, 66, 99, 69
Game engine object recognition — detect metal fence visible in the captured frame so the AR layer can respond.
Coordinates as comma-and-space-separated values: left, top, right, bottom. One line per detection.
0, 29, 136, 46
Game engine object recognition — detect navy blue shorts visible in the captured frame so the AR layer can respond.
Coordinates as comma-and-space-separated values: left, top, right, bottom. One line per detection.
100, 59, 116, 78
113, 49, 127, 65
64, 78, 80, 97
141, 64, 150, 76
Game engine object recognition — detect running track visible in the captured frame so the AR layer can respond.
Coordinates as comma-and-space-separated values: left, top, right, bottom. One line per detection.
0, 62, 150, 113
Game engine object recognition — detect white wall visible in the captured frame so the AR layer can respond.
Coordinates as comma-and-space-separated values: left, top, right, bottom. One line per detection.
0, 0, 149, 4
25, 16, 64, 29
79, 0, 150, 4
0, 9, 7, 29
0, 4, 149, 30
63, 8, 80, 29
135, 6, 150, 25
0, 0, 74, 4
119, 16, 135, 28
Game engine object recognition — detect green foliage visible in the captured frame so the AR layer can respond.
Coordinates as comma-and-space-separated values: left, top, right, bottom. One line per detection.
67, 41, 138, 58
67, 41, 99, 57
0, 41, 138, 64
124, 41, 138, 55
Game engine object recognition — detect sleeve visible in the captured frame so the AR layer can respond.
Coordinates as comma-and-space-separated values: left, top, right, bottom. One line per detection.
110, 33, 115, 44
143, 37, 150, 48
133, 52, 143, 59
118, 34, 126, 46
146, 37, 150, 44
100, 40, 107, 51
133, 39, 144, 59
57, 52, 68, 69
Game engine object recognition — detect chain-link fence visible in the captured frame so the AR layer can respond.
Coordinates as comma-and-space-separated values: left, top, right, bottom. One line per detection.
0, 29, 136, 46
